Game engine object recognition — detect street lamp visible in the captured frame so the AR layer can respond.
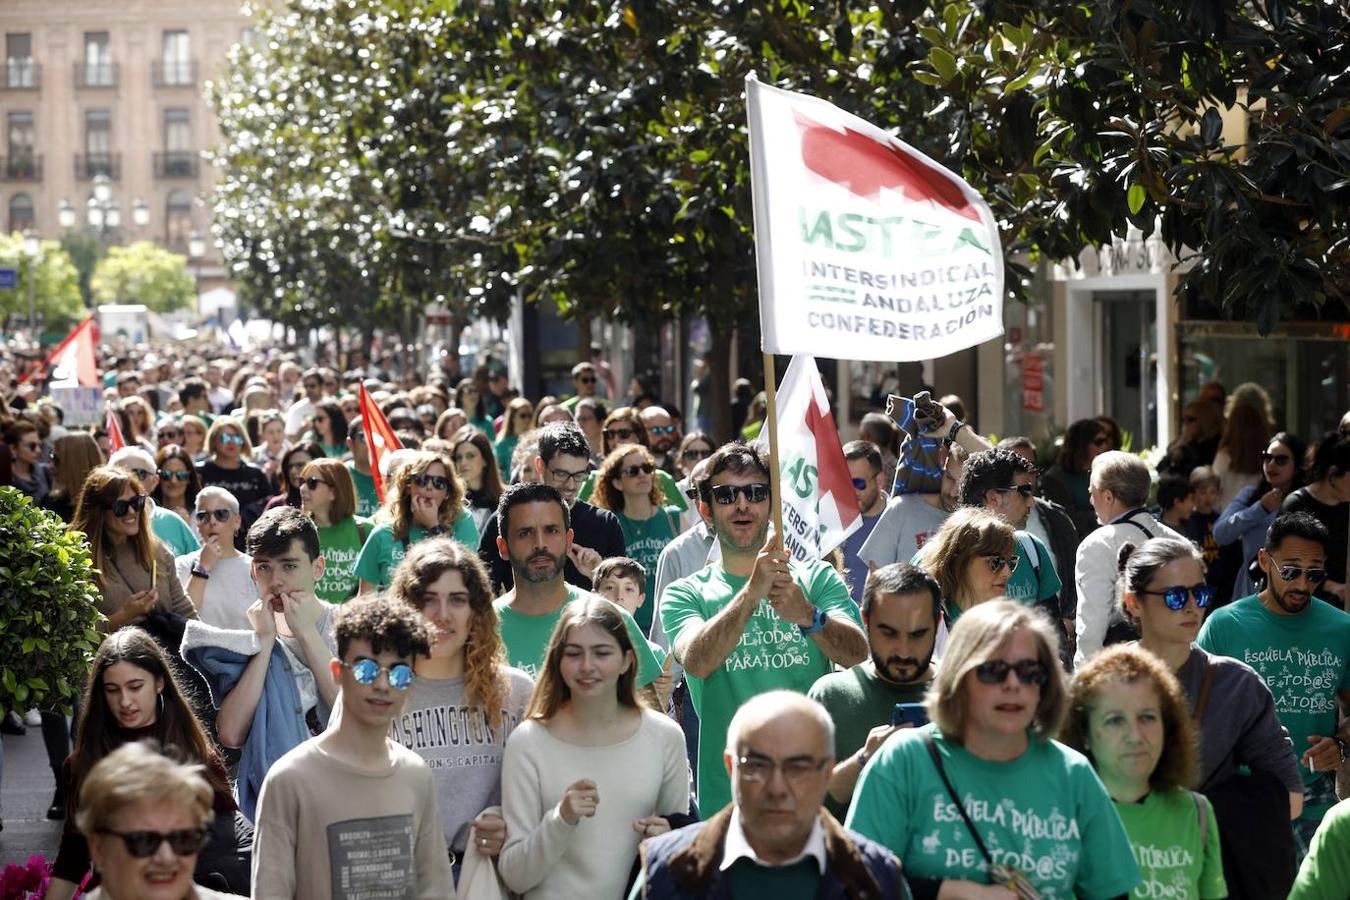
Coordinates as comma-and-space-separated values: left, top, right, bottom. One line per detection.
22, 230, 41, 335
59, 173, 150, 240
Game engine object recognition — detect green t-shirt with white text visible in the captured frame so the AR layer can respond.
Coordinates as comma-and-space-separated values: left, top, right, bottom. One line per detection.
1114, 788, 1226, 900
315, 517, 369, 605
352, 510, 480, 589
346, 462, 380, 519
616, 506, 682, 635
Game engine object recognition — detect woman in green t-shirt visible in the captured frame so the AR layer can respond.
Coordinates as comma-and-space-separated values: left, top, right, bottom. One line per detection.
299, 458, 369, 605
846, 600, 1140, 899
920, 507, 1019, 626
1062, 645, 1226, 900
303, 400, 349, 461
590, 445, 681, 636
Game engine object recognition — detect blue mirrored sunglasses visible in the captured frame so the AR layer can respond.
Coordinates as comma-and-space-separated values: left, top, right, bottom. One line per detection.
341, 658, 414, 691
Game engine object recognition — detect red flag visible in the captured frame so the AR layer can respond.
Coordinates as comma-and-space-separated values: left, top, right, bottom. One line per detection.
20, 315, 100, 387
105, 406, 126, 452
358, 384, 402, 502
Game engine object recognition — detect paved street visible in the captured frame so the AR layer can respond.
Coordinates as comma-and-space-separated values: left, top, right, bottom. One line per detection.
1, 727, 64, 866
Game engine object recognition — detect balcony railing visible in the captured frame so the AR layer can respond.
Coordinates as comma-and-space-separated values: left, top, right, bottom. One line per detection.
154, 151, 198, 178
74, 62, 118, 88
0, 155, 42, 181
75, 152, 120, 180
1, 61, 39, 90
152, 60, 197, 87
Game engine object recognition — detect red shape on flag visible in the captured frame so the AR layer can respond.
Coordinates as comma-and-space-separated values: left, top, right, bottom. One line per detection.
20, 315, 100, 387
806, 396, 861, 530
358, 384, 402, 503
794, 113, 980, 221
105, 407, 126, 453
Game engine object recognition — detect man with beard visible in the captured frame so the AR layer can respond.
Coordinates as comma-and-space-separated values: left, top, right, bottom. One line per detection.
491, 481, 662, 683
639, 405, 682, 474
662, 444, 867, 814
857, 442, 968, 569
1198, 512, 1350, 853
808, 563, 939, 816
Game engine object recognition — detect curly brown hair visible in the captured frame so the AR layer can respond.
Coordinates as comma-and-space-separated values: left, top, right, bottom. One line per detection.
592, 445, 663, 513
388, 538, 509, 731
381, 450, 466, 543
333, 594, 434, 661
1061, 644, 1198, 792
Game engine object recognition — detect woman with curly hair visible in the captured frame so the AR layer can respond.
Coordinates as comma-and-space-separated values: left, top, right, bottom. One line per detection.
1062, 644, 1226, 900
590, 445, 681, 635
388, 538, 534, 878
354, 449, 479, 592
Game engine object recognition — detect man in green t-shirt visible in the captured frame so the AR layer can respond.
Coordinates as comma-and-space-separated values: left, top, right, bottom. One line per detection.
493, 482, 661, 685
808, 562, 940, 816
345, 416, 381, 519
661, 443, 868, 814
1197, 511, 1350, 854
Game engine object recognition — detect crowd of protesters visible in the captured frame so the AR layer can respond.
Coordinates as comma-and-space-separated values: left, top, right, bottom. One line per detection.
2, 340, 1350, 900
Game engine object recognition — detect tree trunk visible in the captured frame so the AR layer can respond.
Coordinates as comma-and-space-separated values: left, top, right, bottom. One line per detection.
709, 322, 734, 444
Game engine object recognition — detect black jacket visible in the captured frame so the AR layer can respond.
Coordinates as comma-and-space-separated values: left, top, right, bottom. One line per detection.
477, 499, 626, 592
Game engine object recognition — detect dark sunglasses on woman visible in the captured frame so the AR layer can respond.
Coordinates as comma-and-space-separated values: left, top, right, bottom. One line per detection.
412, 473, 450, 492
621, 463, 655, 477
974, 659, 1049, 686
97, 827, 208, 858
110, 495, 148, 517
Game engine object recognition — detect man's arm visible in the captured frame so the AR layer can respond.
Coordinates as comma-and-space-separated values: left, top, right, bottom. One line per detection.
674, 586, 758, 680
1073, 539, 1114, 668
250, 768, 298, 899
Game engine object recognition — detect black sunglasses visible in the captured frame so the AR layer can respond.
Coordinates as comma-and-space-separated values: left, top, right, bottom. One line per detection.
995, 484, 1036, 498
1261, 451, 1293, 465
159, 468, 191, 482
984, 554, 1019, 573
302, 476, 331, 491
195, 508, 233, 524
709, 483, 771, 505
577, 375, 597, 384
621, 463, 655, 477
110, 495, 147, 517
974, 659, 1049, 686
1139, 583, 1215, 610
1274, 565, 1327, 585
413, 473, 450, 491
682, 448, 713, 461
603, 427, 635, 440
98, 827, 207, 858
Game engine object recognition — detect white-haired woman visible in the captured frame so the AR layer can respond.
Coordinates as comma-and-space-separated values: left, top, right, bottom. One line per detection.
174, 487, 257, 630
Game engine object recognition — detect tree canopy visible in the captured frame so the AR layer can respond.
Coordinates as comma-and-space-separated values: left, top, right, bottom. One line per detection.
90, 242, 197, 314
0, 234, 85, 331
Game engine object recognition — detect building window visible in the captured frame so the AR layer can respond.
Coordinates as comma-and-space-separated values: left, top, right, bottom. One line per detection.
84, 109, 112, 176
9, 192, 35, 231
161, 30, 191, 85
82, 32, 113, 87
5, 33, 34, 88
159, 108, 195, 177
6, 112, 35, 179
166, 189, 192, 247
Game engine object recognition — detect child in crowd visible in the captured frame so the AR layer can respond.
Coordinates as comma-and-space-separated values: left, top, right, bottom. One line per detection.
594, 556, 674, 712
1156, 475, 1195, 533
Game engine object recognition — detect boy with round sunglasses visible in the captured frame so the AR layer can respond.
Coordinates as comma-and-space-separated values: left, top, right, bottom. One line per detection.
1198, 512, 1350, 855
252, 594, 454, 899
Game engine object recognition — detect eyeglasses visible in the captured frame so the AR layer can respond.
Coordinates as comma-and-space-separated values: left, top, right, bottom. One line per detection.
603, 427, 635, 441
1139, 583, 1215, 610
577, 376, 597, 384
647, 425, 677, 436
301, 477, 331, 491
709, 482, 771, 505
974, 659, 1049, 686
994, 484, 1036, 498
159, 468, 191, 482
97, 827, 208, 858
621, 463, 655, 477
983, 554, 1019, 573
547, 467, 590, 486
340, 658, 414, 691
194, 508, 233, 524
681, 448, 712, 461
217, 433, 246, 447
1261, 451, 1293, 465
851, 477, 870, 491
130, 468, 154, 482
110, 495, 147, 517
735, 754, 829, 784
157, 430, 184, 442
1273, 565, 1328, 585
412, 473, 450, 491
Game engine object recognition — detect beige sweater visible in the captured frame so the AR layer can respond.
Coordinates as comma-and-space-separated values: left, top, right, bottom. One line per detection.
98, 539, 196, 623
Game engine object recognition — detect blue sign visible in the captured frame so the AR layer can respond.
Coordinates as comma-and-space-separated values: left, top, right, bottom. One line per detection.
0, 268, 16, 289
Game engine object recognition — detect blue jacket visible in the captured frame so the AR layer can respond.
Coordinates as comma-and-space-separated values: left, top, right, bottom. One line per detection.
181, 619, 325, 821
638, 805, 905, 900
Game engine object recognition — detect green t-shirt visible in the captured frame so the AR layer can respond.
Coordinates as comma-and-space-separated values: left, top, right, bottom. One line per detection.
726, 858, 821, 900
1004, 532, 1061, 609
616, 507, 682, 635
1291, 796, 1350, 899
1113, 788, 1226, 900
352, 510, 480, 589
494, 435, 518, 480
1196, 593, 1350, 821
151, 504, 200, 557
579, 468, 688, 512
492, 585, 662, 685
660, 558, 863, 814
846, 727, 1140, 899
315, 517, 369, 605
346, 462, 380, 519
807, 661, 932, 817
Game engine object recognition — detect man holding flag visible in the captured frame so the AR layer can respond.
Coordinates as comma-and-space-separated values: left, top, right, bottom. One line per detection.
661, 443, 866, 814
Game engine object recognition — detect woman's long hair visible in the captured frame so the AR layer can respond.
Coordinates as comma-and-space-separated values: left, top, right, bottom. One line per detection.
498, 397, 535, 441
278, 441, 324, 503
525, 597, 641, 721
49, 433, 106, 505
384, 450, 466, 542
1253, 432, 1308, 497
1057, 419, 1106, 473
451, 426, 503, 511
388, 539, 508, 730
592, 444, 662, 513
153, 443, 202, 511
921, 507, 1016, 613
71, 627, 229, 803
71, 465, 158, 588
1218, 402, 1271, 476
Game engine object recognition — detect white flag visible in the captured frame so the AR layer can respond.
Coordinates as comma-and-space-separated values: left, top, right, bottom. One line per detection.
747, 76, 1004, 360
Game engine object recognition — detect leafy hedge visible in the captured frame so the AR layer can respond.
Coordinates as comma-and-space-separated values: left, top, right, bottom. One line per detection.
0, 487, 104, 716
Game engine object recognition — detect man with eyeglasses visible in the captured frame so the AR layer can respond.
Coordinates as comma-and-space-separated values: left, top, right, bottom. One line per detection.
640, 405, 683, 474
109, 446, 200, 558
839, 441, 890, 603
1199, 512, 1350, 856
629, 691, 903, 900
252, 594, 454, 900
476, 423, 625, 592
662, 444, 867, 814
174, 486, 258, 629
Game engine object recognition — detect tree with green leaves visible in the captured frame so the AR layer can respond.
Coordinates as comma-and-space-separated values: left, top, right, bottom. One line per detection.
90, 241, 196, 314
0, 233, 85, 332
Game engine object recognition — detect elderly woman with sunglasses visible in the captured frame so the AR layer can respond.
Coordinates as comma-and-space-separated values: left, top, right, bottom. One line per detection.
173, 487, 258, 630
847, 600, 1140, 900
354, 450, 480, 593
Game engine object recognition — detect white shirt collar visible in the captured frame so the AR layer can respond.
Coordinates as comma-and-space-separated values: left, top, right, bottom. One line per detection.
719, 808, 827, 874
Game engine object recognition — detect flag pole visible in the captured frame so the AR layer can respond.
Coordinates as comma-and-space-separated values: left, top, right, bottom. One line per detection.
761, 351, 785, 550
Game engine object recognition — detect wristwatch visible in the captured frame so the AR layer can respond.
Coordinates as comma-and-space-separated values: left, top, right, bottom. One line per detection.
800, 606, 828, 636
190, 562, 211, 580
